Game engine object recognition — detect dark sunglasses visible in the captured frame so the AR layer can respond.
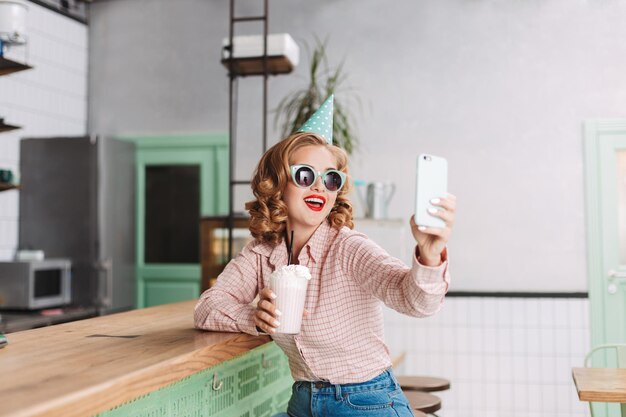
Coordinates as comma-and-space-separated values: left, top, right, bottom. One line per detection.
290, 164, 346, 192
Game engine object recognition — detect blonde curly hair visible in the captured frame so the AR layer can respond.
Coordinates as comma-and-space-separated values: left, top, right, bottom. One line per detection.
245, 132, 354, 245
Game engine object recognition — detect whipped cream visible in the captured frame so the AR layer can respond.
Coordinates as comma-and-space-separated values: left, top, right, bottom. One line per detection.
270, 264, 312, 281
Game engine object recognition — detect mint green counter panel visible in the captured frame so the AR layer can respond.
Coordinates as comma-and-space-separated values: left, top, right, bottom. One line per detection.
95, 342, 293, 417
120, 134, 229, 309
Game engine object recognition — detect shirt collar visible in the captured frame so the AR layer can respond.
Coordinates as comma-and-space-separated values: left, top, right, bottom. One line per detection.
303, 220, 332, 264
250, 221, 333, 267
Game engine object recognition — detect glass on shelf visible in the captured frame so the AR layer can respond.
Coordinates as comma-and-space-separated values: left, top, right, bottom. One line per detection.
211, 227, 251, 265
200, 216, 252, 291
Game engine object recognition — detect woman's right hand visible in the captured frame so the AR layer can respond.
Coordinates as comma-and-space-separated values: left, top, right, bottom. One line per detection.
254, 287, 281, 334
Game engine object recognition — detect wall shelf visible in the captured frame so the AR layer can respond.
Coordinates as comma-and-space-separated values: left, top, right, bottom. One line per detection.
221, 55, 294, 76
0, 119, 21, 133
0, 56, 33, 76
0, 182, 19, 192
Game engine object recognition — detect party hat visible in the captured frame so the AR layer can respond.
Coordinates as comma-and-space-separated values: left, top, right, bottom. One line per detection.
297, 95, 334, 145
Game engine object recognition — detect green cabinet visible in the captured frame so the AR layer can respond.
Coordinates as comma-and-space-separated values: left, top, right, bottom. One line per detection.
95, 342, 293, 417
122, 134, 229, 308
142, 278, 199, 307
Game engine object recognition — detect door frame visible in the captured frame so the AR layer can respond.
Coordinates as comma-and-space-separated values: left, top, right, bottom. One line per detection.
119, 133, 228, 307
584, 119, 626, 352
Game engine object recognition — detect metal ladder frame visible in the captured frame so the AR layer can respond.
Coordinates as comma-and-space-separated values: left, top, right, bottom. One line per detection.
225, 0, 270, 259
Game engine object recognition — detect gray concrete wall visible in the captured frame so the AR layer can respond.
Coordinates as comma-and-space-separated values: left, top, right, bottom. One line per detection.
88, 0, 626, 292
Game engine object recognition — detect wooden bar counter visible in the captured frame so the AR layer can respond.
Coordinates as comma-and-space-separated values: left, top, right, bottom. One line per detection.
0, 301, 291, 417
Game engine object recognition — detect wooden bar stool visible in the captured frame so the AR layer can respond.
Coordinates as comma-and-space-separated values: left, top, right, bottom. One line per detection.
403, 391, 441, 414
396, 375, 450, 392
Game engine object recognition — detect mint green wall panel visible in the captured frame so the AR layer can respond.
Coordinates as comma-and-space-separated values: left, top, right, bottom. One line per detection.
95, 342, 293, 417
144, 281, 199, 307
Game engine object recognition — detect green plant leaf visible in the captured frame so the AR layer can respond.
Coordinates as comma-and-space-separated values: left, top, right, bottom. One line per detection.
273, 37, 359, 154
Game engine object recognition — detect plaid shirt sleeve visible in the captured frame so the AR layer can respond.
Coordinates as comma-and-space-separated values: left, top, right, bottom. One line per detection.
194, 245, 260, 335
340, 233, 450, 317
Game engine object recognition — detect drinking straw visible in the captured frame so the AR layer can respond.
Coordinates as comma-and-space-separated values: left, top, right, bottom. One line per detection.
287, 230, 294, 265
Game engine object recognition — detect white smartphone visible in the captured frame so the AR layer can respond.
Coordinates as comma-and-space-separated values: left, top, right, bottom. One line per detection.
414, 154, 448, 228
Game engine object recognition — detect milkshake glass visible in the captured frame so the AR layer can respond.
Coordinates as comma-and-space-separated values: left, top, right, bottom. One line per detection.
269, 265, 311, 334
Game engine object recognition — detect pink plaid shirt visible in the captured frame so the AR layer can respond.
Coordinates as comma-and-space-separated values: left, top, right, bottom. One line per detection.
194, 220, 450, 384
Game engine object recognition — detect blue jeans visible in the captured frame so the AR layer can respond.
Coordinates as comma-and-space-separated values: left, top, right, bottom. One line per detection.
275, 369, 415, 417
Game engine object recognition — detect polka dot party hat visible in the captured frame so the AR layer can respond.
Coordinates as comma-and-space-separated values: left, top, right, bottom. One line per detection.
297, 94, 334, 145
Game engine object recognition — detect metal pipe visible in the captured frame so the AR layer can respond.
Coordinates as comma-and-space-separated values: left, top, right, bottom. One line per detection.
227, 0, 235, 260
262, 0, 268, 152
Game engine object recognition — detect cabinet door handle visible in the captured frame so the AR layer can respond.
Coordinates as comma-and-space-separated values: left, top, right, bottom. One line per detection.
97, 258, 113, 309
212, 373, 223, 391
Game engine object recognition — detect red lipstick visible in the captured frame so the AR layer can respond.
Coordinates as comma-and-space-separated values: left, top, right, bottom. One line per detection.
303, 194, 326, 212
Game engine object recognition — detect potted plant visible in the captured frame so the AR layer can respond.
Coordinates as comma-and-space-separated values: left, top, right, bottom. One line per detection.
274, 38, 359, 154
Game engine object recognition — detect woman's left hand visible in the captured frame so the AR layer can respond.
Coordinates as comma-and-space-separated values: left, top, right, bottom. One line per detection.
410, 193, 456, 266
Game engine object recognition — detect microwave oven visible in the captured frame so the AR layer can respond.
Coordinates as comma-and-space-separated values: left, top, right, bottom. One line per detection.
0, 259, 71, 309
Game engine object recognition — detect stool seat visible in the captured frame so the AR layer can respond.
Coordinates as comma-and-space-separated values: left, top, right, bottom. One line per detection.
403, 391, 441, 414
412, 411, 427, 417
397, 375, 450, 392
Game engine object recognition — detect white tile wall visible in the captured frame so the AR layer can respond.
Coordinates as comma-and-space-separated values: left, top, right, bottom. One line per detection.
385, 297, 591, 417
0, 2, 87, 260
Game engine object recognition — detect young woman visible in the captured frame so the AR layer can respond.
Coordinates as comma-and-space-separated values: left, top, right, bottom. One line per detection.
195, 130, 455, 417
